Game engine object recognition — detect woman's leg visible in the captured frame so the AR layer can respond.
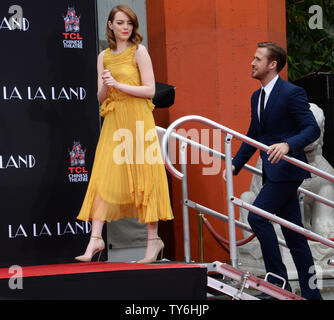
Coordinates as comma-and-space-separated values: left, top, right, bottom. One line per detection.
137, 222, 164, 262
147, 221, 158, 239
81, 219, 105, 256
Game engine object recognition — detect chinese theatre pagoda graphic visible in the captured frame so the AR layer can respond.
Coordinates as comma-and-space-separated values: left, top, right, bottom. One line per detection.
63, 6, 81, 33
68, 141, 88, 182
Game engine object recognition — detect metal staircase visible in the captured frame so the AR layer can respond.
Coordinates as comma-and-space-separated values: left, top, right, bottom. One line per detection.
157, 114, 334, 300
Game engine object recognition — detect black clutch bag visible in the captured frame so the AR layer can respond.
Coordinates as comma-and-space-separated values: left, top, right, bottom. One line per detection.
153, 82, 176, 108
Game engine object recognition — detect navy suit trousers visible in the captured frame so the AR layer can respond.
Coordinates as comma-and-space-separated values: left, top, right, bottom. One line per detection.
248, 179, 322, 299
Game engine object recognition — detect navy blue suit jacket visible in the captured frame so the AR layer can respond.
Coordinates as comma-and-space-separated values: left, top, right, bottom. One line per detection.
232, 76, 320, 182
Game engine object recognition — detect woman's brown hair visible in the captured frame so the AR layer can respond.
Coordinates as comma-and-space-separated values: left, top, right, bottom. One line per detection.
106, 5, 143, 50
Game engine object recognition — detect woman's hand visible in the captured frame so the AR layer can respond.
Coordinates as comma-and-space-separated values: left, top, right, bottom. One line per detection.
102, 69, 119, 89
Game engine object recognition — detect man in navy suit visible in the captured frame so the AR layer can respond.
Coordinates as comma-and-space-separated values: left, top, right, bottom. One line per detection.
223, 42, 322, 299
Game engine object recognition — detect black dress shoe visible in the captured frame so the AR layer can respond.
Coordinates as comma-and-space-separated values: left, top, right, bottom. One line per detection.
256, 282, 292, 300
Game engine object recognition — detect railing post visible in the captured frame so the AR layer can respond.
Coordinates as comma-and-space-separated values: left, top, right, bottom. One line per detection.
198, 212, 204, 263
179, 141, 192, 263
299, 193, 305, 225
224, 134, 238, 267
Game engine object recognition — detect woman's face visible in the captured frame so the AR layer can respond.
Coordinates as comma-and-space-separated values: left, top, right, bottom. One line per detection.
108, 11, 133, 42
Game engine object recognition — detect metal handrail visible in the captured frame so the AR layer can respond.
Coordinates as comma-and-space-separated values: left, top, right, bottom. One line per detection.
159, 115, 334, 267
156, 126, 334, 208
158, 125, 334, 210
161, 115, 334, 183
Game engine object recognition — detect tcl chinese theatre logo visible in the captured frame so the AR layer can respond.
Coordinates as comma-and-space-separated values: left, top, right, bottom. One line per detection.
68, 141, 88, 183
62, 6, 83, 49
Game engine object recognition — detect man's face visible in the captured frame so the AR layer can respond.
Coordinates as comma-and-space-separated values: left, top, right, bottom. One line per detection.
251, 47, 272, 80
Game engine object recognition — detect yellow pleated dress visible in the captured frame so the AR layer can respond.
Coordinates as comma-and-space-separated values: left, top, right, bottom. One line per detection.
77, 45, 174, 224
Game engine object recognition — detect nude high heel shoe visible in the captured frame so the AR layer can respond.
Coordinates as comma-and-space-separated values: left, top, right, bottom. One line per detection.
136, 237, 165, 263
75, 236, 105, 262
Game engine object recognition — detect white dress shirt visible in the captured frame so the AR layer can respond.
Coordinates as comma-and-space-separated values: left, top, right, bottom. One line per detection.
257, 74, 279, 120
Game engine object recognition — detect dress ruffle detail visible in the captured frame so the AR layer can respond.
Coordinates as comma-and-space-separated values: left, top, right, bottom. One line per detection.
100, 97, 116, 117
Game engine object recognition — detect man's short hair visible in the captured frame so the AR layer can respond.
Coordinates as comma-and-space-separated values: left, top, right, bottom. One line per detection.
257, 42, 287, 73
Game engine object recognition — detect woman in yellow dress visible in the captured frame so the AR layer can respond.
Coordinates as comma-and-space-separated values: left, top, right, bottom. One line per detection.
75, 5, 173, 263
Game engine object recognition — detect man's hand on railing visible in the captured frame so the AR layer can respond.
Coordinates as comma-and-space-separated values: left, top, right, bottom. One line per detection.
267, 142, 290, 164
223, 165, 235, 182
222, 141, 289, 181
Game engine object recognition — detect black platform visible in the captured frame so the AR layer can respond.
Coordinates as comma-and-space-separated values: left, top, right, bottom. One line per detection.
0, 262, 207, 300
